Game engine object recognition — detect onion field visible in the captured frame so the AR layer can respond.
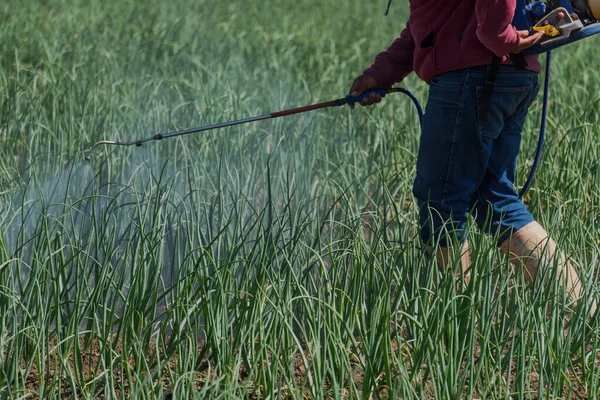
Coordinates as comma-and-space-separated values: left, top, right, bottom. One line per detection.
1, 0, 600, 398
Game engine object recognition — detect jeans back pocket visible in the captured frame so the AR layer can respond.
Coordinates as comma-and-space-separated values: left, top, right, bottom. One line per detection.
476, 86, 534, 139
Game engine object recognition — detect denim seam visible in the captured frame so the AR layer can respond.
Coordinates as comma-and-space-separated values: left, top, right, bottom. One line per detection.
440, 71, 469, 208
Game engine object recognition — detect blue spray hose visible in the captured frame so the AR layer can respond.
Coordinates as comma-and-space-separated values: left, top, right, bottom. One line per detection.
519, 50, 551, 198
394, 87, 424, 128
347, 87, 424, 127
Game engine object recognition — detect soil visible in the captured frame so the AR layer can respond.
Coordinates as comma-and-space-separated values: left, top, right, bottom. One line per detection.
8, 333, 600, 399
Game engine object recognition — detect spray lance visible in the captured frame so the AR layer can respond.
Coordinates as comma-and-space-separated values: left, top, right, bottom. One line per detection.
85, 88, 423, 162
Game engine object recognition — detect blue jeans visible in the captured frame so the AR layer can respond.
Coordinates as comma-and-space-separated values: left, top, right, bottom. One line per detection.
413, 65, 539, 246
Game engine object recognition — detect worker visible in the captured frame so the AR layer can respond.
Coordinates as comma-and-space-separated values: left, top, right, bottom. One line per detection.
349, 0, 595, 316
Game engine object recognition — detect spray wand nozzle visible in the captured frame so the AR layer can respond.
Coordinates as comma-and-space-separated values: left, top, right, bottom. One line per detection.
84, 87, 423, 161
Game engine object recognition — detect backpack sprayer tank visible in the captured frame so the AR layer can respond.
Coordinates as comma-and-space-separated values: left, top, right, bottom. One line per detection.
514, 0, 600, 53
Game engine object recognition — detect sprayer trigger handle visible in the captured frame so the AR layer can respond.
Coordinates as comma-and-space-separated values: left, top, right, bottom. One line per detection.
346, 88, 388, 105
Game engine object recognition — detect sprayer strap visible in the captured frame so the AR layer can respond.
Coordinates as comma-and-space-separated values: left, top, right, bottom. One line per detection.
480, 52, 528, 124
509, 53, 528, 70
479, 55, 501, 124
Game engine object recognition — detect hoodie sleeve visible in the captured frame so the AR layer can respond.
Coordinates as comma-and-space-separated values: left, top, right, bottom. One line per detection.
363, 21, 415, 87
475, 0, 520, 56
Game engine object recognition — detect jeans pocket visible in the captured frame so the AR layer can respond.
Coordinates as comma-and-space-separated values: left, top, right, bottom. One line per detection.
427, 76, 463, 110
476, 86, 533, 139
430, 70, 466, 90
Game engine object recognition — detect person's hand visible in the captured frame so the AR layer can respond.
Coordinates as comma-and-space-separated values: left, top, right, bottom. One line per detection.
513, 30, 544, 53
348, 74, 380, 109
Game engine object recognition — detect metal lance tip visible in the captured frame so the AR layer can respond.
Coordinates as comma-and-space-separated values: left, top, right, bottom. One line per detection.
85, 140, 116, 162
85, 147, 95, 162
85, 143, 99, 162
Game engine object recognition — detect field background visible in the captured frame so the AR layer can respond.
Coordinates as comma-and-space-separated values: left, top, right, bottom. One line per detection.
1, 0, 600, 398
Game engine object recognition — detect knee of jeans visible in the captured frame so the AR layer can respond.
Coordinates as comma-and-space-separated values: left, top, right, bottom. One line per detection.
470, 198, 534, 243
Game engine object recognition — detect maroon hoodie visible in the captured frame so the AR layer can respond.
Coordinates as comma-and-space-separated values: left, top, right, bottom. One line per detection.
364, 0, 541, 86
